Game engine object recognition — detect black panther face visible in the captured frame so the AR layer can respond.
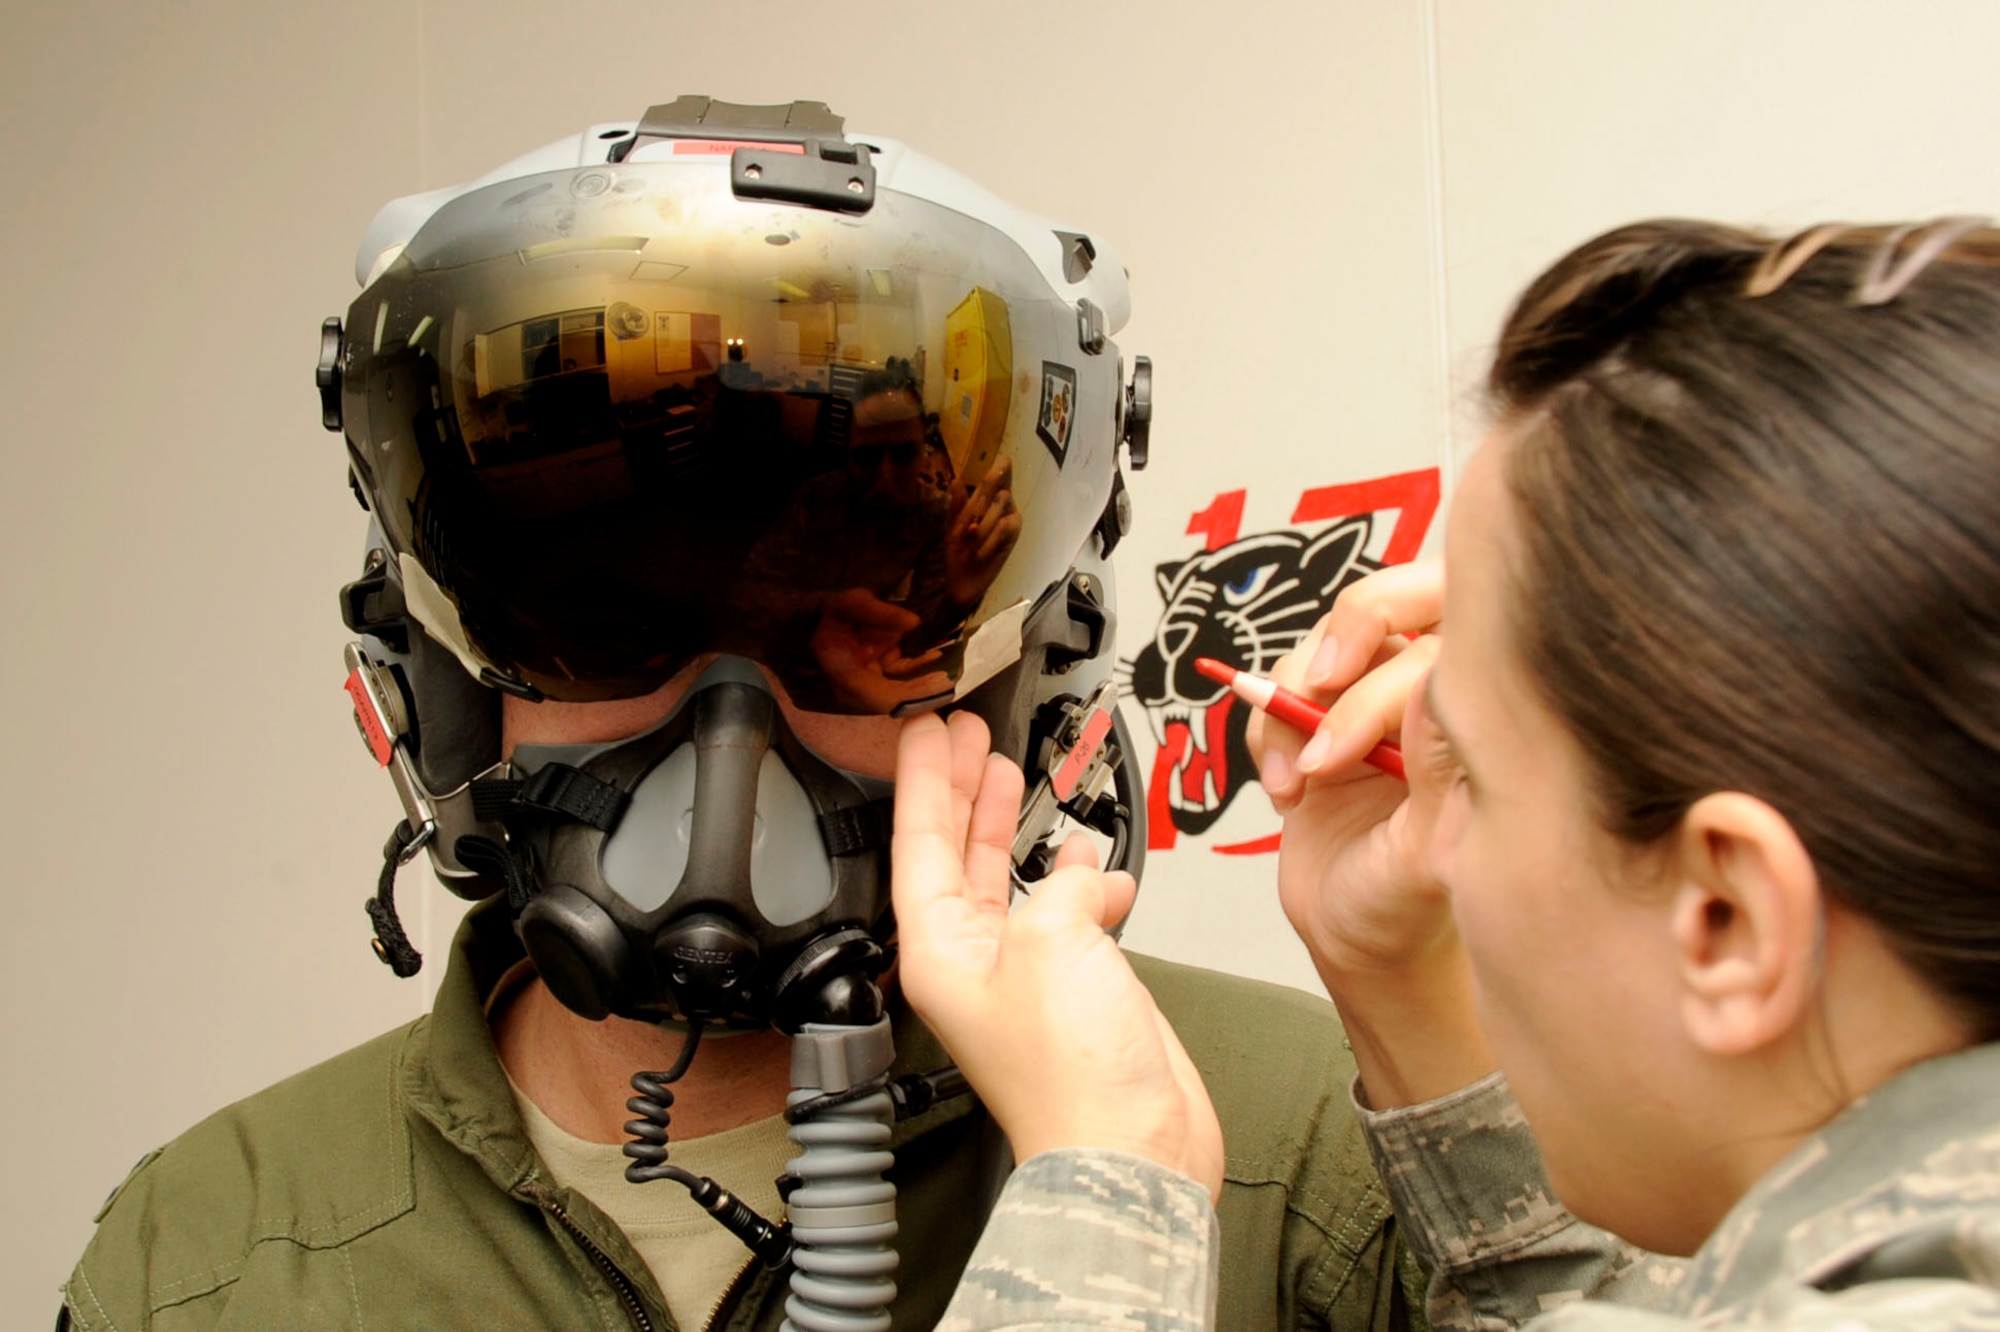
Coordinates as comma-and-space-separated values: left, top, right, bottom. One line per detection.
1126, 518, 1379, 838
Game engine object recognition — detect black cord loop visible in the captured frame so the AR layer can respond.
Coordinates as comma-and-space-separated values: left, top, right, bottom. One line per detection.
364, 820, 423, 978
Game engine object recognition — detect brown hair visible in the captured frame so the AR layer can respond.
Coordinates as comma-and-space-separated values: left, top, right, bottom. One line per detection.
1491, 219, 2000, 1034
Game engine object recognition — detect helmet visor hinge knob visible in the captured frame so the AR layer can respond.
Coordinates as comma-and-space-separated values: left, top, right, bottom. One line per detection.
316, 317, 344, 431
1122, 356, 1152, 469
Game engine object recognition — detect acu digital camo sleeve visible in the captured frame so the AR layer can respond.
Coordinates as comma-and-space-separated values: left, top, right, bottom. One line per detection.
1357, 1073, 1687, 1331
961, 1052, 2000, 1332
1355, 1061, 2000, 1331
937, 1147, 1220, 1332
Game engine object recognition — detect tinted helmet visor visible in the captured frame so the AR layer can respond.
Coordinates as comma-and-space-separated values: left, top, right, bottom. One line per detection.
342, 157, 1100, 711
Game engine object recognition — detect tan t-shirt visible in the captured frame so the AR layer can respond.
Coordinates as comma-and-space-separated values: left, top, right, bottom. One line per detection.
507, 1064, 795, 1328
488, 963, 795, 1328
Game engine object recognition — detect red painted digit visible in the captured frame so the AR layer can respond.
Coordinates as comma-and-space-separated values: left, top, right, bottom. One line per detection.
1290, 468, 1441, 565
1184, 489, 1246, 552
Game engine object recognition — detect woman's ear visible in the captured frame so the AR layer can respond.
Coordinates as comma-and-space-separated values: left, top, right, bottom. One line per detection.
1668, 793, 1821, 1056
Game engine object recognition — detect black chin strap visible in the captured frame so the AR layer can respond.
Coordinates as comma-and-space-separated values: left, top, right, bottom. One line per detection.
816, 800, 894, 857
364, 762, 632, 977
469, 761, 638, 912
471, 762, 632, 830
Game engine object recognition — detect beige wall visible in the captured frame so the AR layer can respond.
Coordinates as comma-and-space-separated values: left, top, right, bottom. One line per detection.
8, 0, 2000, 1313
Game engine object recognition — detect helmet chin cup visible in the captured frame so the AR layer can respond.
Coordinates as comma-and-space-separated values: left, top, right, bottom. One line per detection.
516, 884, 637, 1022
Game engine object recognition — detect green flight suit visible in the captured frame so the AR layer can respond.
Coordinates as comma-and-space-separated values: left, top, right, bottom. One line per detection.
64, 900, 1418, 1330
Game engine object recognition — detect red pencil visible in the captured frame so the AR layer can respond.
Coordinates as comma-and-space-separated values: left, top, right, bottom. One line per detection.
1193, 657, 1407, 782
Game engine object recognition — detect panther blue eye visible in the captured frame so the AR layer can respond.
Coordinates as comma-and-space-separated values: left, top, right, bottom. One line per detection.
1222, 564, 1276, 606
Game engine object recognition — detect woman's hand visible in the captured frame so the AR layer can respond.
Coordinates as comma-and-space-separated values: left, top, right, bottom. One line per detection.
942, 457, 1022, 608
1252, 561, 1449, 975
808, 588, 952, 711
1248, 560, 1495, 1106
892, 712, 1224, 1199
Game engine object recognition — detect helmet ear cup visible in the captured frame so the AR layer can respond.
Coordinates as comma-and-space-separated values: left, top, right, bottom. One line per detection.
517, 885, 639, 1021
402, 611, 503, 794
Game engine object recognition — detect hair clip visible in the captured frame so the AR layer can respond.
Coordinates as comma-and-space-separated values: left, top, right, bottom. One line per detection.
1851, 215, 1990, 306
1744, 223, 1852, 298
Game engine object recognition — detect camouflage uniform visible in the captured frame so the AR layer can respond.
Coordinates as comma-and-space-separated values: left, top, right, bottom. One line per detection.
1359, 1045, 2000, 1329
939, 1148, 1219, 1332
947, 1043, 2000, 1331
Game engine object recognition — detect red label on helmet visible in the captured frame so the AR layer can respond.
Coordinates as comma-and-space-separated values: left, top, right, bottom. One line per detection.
672, 139, 808, 156
345, 670, 395, 768
1051, 708, 1114, 801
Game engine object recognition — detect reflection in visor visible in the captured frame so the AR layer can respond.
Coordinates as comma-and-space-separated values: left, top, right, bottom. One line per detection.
343, 162, 1072, 712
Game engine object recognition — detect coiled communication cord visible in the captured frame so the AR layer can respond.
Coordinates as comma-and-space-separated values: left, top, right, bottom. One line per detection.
623, 1020, 793, 1267
621, 1020, 703, 1186
624, 1016, 972, 1329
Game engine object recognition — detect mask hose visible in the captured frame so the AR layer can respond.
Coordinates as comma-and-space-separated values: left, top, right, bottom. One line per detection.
782, 1017, 899, 1332
618, 1014, 903, 1329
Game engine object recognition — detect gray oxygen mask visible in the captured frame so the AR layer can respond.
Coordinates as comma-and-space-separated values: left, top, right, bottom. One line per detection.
509, 657, 895, 1031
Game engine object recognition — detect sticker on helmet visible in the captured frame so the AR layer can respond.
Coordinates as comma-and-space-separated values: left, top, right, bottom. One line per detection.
1036, 362, 1077, 464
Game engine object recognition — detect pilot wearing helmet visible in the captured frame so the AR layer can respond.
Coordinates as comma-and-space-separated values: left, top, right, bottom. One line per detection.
61, 99, 1417, 1331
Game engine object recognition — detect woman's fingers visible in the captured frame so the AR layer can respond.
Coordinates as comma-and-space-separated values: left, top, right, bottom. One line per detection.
943, 711, 992, 849
1303, 560, 1443, 693
1251, 616, 1327, 786
961, 754, 1025, 916
1047, 837, 1137, 931
1295, 635, 1440, 780
1259, 634, 1439, 805
976, 497, 1019, 559
1247, 563, 1444, 813
1098, 870, 1138, 933
894, 789, 1216, 1191
891, 716, 985, 1009
1014, 860, 1110, 943
969, 485, 1003, 535
956, 459, 1006, 521
892, 714, 960, 902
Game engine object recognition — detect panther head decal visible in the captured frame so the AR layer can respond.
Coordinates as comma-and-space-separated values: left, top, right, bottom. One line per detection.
1126, 518, 1380, 840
